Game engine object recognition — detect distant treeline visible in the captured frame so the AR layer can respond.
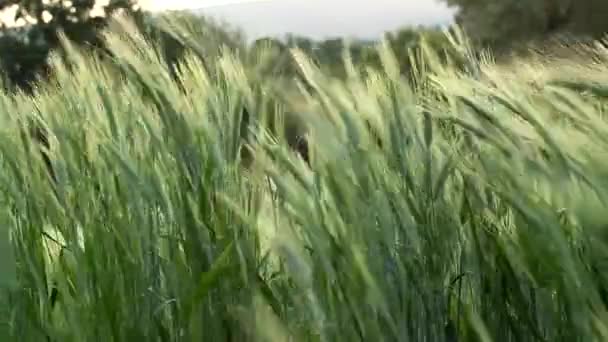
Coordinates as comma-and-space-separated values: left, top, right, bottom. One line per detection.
1, 0, 608, 93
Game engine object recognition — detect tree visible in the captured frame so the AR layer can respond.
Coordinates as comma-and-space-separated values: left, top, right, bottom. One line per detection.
440, 0, 608, 49
0, 0, 140, 91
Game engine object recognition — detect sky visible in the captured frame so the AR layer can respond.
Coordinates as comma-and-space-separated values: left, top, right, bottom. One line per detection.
145, 0, 456, 40
1, 0, 456, 41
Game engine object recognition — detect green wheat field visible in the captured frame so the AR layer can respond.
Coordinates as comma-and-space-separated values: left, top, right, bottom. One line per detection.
2, 17, 608, 341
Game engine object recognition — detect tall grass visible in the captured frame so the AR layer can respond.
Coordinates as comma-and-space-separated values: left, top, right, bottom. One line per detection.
2, 17, 608, 341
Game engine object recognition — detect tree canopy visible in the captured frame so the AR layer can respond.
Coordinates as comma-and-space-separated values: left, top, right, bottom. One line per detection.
440, 0, 608, 49
0, 0, 139, 91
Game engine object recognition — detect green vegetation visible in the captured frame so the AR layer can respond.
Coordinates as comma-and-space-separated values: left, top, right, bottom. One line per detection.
3, 12, 608, 342
440, 0, 608, 50
0, 0, 140, 92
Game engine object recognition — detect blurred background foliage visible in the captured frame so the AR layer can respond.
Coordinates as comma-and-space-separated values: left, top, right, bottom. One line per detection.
1, 0, 606, 94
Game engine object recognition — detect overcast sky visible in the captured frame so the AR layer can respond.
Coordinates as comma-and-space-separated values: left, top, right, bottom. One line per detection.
149, 0, 456, 40
0, 0, 455, 40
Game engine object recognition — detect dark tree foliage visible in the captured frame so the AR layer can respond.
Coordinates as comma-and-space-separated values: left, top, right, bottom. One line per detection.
0, 0, 140, 92
0, 28, 51, 92
440, 0, 608, 50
